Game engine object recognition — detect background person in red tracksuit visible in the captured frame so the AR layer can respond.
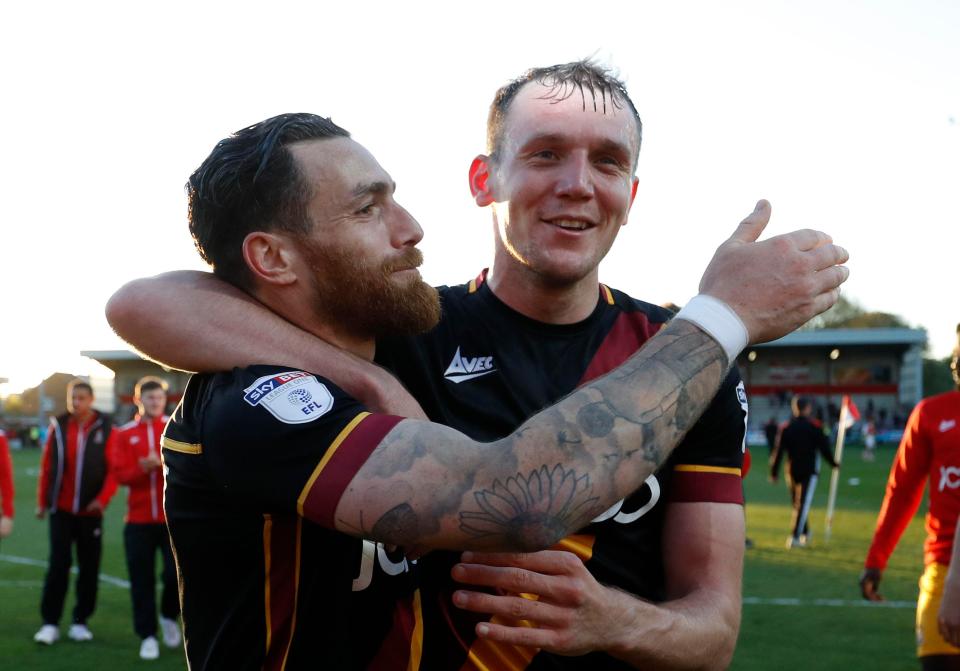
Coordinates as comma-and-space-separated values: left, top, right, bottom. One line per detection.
862, 324, 960, 670
0, 427, 14, 544
110, 376, 181, 660
34, 379, 116, 645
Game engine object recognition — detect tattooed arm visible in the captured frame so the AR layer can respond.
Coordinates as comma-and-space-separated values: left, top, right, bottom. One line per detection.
334, 318, 726, 551
334, 202, 850, 551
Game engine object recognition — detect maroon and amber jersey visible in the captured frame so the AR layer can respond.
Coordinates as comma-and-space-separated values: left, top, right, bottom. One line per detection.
376, 272, 748, 671
866, 390, 960, 571
162, 366, 419, 670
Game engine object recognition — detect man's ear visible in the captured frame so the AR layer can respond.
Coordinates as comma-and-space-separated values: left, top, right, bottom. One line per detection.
469, 155, 495, 207
623, 176, 639, 225
242, 232, 298, 286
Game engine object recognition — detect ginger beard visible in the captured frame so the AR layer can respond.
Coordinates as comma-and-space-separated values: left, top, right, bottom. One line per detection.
302, 239, 441, 340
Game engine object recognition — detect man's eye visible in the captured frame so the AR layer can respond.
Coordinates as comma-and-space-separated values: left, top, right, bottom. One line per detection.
357, 203, 379, 216
532, 150, 558, 160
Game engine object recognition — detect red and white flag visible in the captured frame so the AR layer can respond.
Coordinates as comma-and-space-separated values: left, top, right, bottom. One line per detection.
827, 395, 860, 541
842, 394, 861, 428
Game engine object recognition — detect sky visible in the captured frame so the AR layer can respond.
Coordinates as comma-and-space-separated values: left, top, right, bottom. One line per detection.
1, 0, 958, 395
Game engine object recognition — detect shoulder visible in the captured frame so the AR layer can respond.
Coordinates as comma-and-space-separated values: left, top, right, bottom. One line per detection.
92, 411, 114, 429
116, 419, 139, 433
435, 279, 474, 303
603, 285, 674, 324
203, 366, 344, 414
196, 366, 368, 444
917, 390, 960, 414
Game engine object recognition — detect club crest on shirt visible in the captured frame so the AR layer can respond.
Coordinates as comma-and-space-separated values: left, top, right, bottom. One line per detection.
243, 371, 333, 424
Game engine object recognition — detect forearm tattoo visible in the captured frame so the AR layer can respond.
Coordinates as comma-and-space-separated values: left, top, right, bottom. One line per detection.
347, 319, 727, 551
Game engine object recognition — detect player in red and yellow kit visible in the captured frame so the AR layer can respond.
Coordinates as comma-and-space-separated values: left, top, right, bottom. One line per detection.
0, 428, 14, 543
862, 324, 960, 670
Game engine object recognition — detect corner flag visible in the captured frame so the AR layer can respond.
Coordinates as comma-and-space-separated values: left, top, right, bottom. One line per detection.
844, 394, 861, 428
825, 395, 858, 541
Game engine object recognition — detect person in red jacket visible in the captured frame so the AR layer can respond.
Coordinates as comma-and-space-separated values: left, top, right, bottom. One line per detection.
34, 380, 116, 646
110, 376, 181, 660
0, 427, 14, 543
861, 324, 960, 670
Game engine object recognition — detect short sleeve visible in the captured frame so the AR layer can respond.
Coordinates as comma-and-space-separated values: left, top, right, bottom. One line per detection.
667, 368, 747, 505
196, 368, 403, 529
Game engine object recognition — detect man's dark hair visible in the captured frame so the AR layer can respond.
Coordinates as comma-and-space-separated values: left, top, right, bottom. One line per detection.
67, 379, 93, 398
187, 113, 351, 290
486, 59, 643, 167
792, 396, 813, 416
135, 376, 168, 397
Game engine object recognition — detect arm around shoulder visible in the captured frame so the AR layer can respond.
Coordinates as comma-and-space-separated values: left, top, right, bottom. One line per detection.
106, 271, 426, 416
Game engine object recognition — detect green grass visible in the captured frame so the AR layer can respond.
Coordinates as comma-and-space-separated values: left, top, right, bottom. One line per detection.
733, 445, 926, 670
1, 445, 928, 670
1, 448, 186, 670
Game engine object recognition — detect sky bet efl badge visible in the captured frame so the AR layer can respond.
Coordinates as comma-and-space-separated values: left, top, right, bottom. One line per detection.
243, 371, 333, 424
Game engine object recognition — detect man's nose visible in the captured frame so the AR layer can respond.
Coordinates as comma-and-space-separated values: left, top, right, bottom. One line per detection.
554, 154, 594, 200
390, 204, 424, 248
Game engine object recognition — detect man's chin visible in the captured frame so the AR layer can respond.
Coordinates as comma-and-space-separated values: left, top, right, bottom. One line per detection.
372, 280, 440, 337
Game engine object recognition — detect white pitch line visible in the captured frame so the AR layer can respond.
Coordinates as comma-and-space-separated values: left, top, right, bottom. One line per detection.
743, 596, 915, 609
0, 553, 917, 608
0, 553, 130, 589
0, 579, 44, 587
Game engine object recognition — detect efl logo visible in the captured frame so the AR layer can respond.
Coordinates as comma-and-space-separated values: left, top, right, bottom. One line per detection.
244, 371, 312, 405
939, 466, 960, 492
243, 371, 333, 424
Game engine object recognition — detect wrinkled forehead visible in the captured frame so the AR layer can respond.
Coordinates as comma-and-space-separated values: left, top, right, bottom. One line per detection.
289, 137, 391, 203
500, 81, 641, 159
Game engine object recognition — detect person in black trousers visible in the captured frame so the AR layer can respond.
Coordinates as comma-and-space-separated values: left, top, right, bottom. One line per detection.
34, 380, 115, 645
770, 396, 838, 548
110, 377, 181, 660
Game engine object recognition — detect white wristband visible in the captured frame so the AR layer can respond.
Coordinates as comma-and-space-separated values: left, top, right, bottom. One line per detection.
675, 295, 749, 364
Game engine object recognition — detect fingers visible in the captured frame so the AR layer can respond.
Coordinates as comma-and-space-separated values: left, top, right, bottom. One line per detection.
862, 585, 884, 602
453, 589, 567, 627
728, 200, 772, 244
460, 550, 579, 575
807, 243, 850, 271
809, 267, 849, 303
452, 563, 570, 602
940, 618, 960, 648
781, 228, 833, 252
475, 620, 557, 648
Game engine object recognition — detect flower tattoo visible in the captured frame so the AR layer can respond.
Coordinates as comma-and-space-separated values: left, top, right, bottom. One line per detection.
459, 464, 599, 543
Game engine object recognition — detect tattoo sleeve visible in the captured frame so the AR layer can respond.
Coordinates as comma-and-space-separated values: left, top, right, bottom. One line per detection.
335, 318, 727, 551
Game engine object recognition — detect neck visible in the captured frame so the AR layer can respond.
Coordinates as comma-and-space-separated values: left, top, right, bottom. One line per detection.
487, 258, 601, 325
309, 322, 376, 361
255, 287, 376, 361
74, 410, 94, 424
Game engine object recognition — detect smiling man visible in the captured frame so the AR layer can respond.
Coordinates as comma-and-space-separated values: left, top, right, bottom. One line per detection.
107, 63, 849, 670
375, 62, 750, 670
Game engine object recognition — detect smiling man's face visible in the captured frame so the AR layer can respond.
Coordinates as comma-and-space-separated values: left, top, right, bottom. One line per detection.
487, 81, 640, 286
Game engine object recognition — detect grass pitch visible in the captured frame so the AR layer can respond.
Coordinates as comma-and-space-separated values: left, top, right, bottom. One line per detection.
1, 443, 927, 670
